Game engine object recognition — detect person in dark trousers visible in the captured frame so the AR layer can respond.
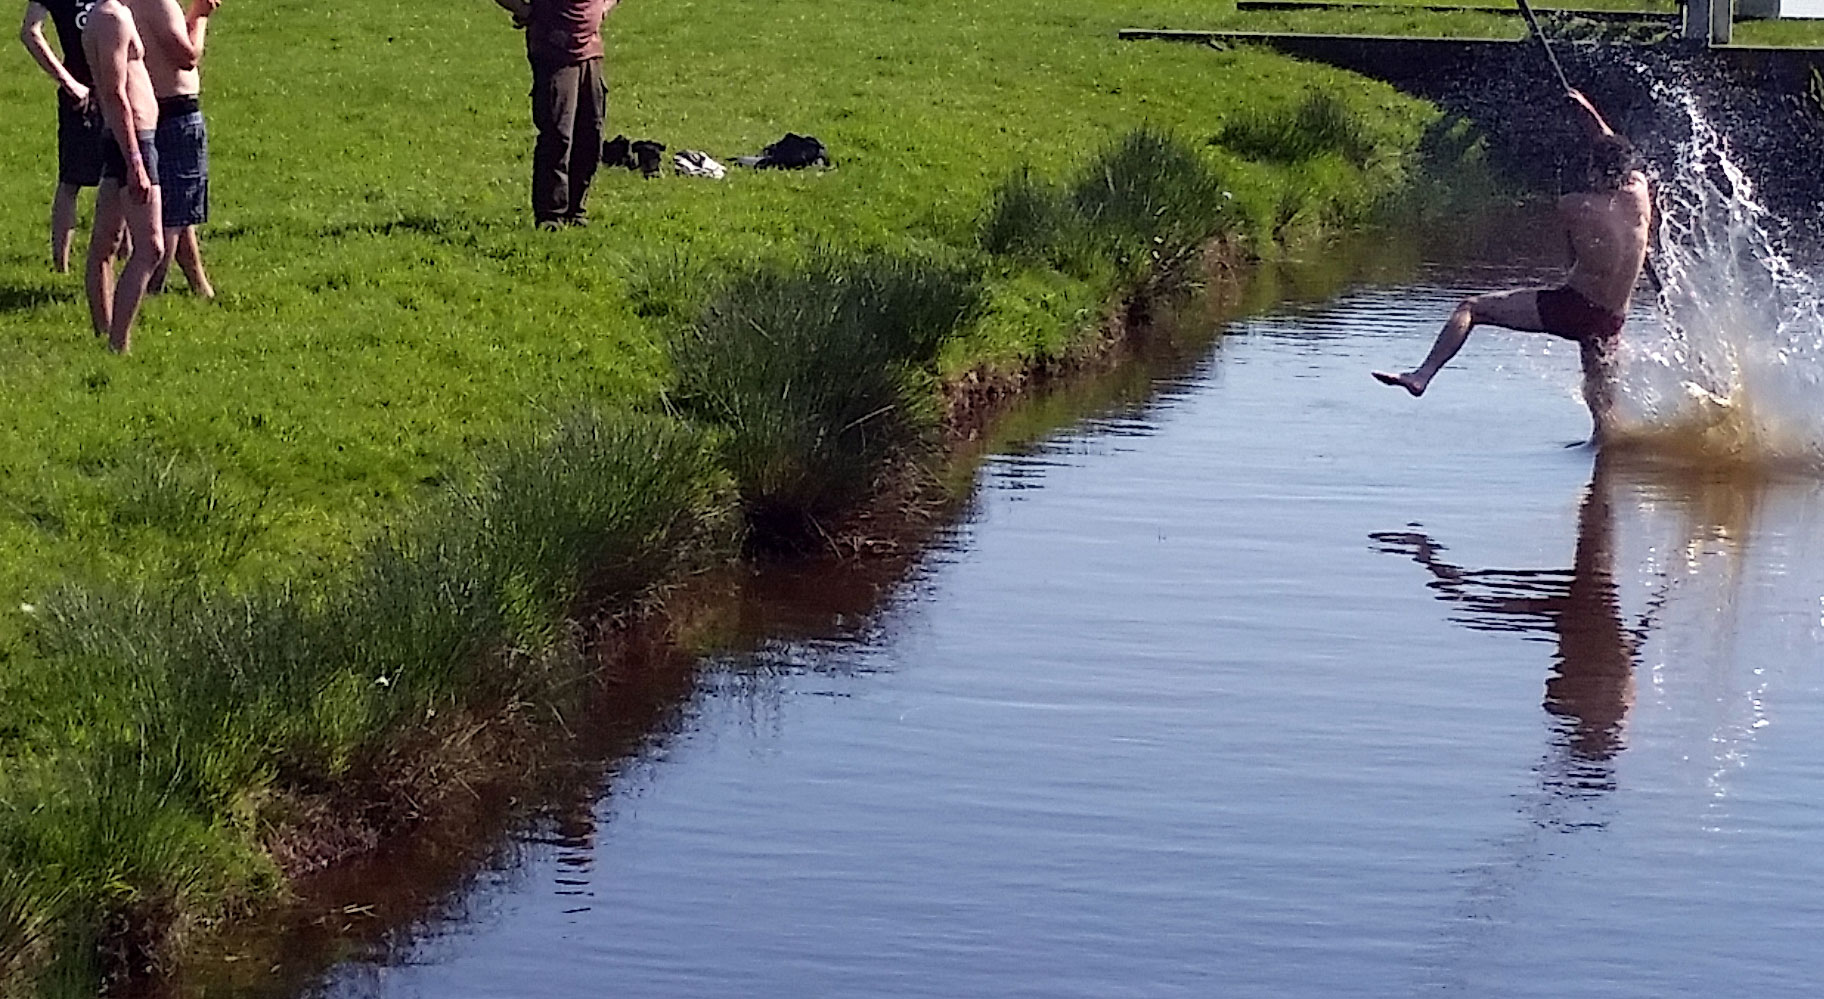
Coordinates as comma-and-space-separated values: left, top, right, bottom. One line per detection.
20, 0, 104, 272
493, 0, 615, 229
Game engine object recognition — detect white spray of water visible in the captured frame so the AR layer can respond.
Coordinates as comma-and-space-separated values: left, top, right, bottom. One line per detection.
1612, 80, 1824, 465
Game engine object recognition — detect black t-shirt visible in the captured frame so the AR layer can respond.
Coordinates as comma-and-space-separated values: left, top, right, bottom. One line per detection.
38, 0, 97, 87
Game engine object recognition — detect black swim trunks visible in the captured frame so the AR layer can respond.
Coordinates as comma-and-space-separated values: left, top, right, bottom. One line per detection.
56, 94, 105, 188
100, 128, 160, 186
154, 94, 208, 228
1537, 285, 1625, 343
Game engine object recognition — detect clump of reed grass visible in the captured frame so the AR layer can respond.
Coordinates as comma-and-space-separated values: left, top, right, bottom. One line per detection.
668, 252, 980, 539
0, 870, 60, 989
96, 453, 269, 580
3, 409, 732, 990
981, 127, 1240, 281
1069, 127, 1237, 272
624, 247, 719, 334
1216, 90, 1378, 168
981, 166, 1084, 261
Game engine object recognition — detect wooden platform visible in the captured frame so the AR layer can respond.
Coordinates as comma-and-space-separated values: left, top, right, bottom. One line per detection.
1117, 28, 1824, 85
1234, 1, 1680, 24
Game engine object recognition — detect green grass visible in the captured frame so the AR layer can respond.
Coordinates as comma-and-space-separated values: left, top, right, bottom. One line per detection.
1730, 18, 1824, 45
670, 251, 979, 538
0, 0, 1469, 991
983, 127, 1246, 280
0, 0, 1448, 619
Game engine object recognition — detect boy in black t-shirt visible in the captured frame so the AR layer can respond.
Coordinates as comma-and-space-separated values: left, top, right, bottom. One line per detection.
20, 0, 104, 272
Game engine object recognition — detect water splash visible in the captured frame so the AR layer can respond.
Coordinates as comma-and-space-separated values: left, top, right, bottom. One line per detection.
1612, 80, 1824, 466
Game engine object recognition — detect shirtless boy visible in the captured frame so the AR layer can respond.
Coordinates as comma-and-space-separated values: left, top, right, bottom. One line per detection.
82, 0, 162, 352
20, 0, 104, 272
130, 0, 216, 299
1374, 89, 1654, 443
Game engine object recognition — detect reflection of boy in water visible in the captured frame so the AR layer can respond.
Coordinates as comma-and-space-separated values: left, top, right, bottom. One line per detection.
1371, 461, 1638, 767
1374, 90, 1653, 444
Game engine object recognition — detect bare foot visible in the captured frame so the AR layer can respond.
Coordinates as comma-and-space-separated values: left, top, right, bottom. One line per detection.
1372, 370, 1427, 397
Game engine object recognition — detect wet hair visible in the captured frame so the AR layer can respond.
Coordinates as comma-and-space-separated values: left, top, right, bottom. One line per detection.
1582, 134, 1644, 192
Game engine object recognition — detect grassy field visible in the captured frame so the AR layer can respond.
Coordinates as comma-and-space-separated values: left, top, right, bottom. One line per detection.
0, 0, 1447, 616
1731, 17, 1824, 45
0, 0, 1473, 992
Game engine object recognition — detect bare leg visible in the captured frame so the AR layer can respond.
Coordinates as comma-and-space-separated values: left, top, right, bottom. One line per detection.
1581, 340, 1617, 445
149, 233, 171, 294
1374, 289, 1546, 397
52, 183, 81, 274
86, 182, 127, 338
109, 189, 166, 354
172, 227, 214, 299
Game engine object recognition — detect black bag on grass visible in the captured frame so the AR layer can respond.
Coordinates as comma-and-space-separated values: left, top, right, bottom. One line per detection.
736, 133, 831, 170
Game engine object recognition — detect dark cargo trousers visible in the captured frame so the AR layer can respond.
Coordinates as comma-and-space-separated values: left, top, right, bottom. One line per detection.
530, 57, 606, 225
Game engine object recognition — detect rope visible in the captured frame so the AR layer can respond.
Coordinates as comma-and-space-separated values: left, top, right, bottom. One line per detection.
1513, 0, 1574, 93
1512, 0, 1666, 295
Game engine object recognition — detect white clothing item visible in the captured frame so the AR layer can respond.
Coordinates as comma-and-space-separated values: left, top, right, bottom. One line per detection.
673, 150, 727, 179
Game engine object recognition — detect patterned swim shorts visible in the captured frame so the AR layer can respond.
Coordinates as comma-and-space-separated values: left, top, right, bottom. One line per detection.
155, 94, 209, 229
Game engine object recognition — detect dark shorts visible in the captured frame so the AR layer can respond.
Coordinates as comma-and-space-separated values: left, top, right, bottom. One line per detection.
56, 97, 105, 188
154, 95, 209, 228
100, 128, 161, 186
1537, 286, 1625, 343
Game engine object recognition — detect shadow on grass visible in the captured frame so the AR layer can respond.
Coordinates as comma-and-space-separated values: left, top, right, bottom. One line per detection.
0, 282, 76, 314
317, 212, 484, 244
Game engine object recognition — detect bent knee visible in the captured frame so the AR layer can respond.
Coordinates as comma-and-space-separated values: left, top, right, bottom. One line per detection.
137, 233, 169, 261
88, 233, 125, 263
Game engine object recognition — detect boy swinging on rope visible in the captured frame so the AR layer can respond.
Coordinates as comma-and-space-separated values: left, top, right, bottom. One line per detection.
1374, 89, 1654, 443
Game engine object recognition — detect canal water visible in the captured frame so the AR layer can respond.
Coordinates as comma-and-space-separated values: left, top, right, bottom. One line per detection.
193, 212, 1824, 998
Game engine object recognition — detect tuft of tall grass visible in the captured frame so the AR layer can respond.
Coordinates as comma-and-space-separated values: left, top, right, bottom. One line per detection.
981, 128, 1240, 282
1068, 128, 1238, 275
2, 409, 732, 989
623, 247, 719, 335
668, 252, 980, 537
1216, 91, 1379, 168
981, 166, 1084, 261
0, 869, 60, 988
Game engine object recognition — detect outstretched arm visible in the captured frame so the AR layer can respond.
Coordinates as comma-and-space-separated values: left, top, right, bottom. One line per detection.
1566, 88, 1615, 140
493, 0, 531, 24
19, 2, 88, 101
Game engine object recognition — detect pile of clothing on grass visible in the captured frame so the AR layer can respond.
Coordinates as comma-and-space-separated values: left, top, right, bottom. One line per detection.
601, 132, 833, 180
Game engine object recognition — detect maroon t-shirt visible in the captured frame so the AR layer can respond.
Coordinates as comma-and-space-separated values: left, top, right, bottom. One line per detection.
526, 0, 607, 66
